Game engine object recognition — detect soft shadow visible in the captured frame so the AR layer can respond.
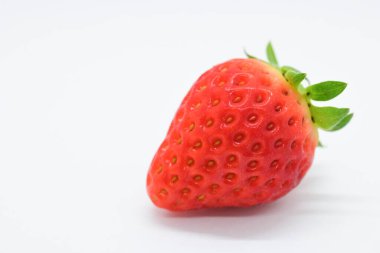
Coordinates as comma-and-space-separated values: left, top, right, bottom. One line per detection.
149, 198, 297, 240
148, 173, 369, 240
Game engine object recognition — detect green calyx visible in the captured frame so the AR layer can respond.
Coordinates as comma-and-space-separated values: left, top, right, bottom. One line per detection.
245, 42, 353, 143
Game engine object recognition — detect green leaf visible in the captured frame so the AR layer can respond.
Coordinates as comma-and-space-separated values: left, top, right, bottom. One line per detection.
329, 113, 353, 131
281, 66, 298, 75
306, 81, 347, 101
310, 106, 350, 131
243, 48, 256, 59
285, 70, 306, 88
281, 65, 310, 85
266, 42, 278, 66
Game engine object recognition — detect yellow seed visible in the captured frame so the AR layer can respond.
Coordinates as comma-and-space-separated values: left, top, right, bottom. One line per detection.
213, 139, 222, 147
181, 188, 190, 196
234, 133, 244, 142
206, 160, 216, 167
152, 195, 159, 202
193, 175, 203, 181
218, 81, 225, 86
256, 95, 263, 103
266, 122, 275, 131
199, 85, 207, 91
156, 165, 163, 174
206, 119, 213, 127
248, 160, 258, 168
247, 114, 258, 123
252, 143, 262, 152
224, 173, 236, 184
193, 141, 202, 149
225, 173, 235, 180
212, 99, 220, 106
275, 139, 283, 148
266, 179, 275, 187
159, 188, 168, 197
197, 194, 206, 201
187, 158, 194, 166
225, 116, 234, 124
233, 96, 242, 103
228, 155, 236, 162
271, 160, 279, 168
189, 122, 195, 131
210, 184, 219, 189
171, 175, 179, 184
249, 176, 258, 184
209, 184, 220, 194
182, 188, 190, 193
193, 102, 201, 109
171, 156, 177, 164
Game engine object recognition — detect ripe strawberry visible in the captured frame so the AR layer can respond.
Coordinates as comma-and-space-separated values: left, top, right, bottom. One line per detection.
146, 43, 352, 211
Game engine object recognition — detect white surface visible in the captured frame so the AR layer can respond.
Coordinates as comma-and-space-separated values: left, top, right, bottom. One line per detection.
0, 0, 379, 252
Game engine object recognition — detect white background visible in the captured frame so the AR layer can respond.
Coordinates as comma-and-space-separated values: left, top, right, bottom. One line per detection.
0, 0, 379, 252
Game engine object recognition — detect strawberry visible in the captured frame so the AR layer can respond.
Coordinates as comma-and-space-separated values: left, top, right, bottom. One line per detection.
146, 43, 352, 211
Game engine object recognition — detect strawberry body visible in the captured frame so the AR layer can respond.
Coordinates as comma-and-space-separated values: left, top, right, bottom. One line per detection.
147, 58, 319, 211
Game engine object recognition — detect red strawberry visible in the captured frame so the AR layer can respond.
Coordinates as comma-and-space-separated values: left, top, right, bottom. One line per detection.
146, 43, 352, 211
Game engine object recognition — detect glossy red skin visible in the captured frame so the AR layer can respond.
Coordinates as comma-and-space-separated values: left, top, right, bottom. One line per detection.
147, 59, 318, 211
